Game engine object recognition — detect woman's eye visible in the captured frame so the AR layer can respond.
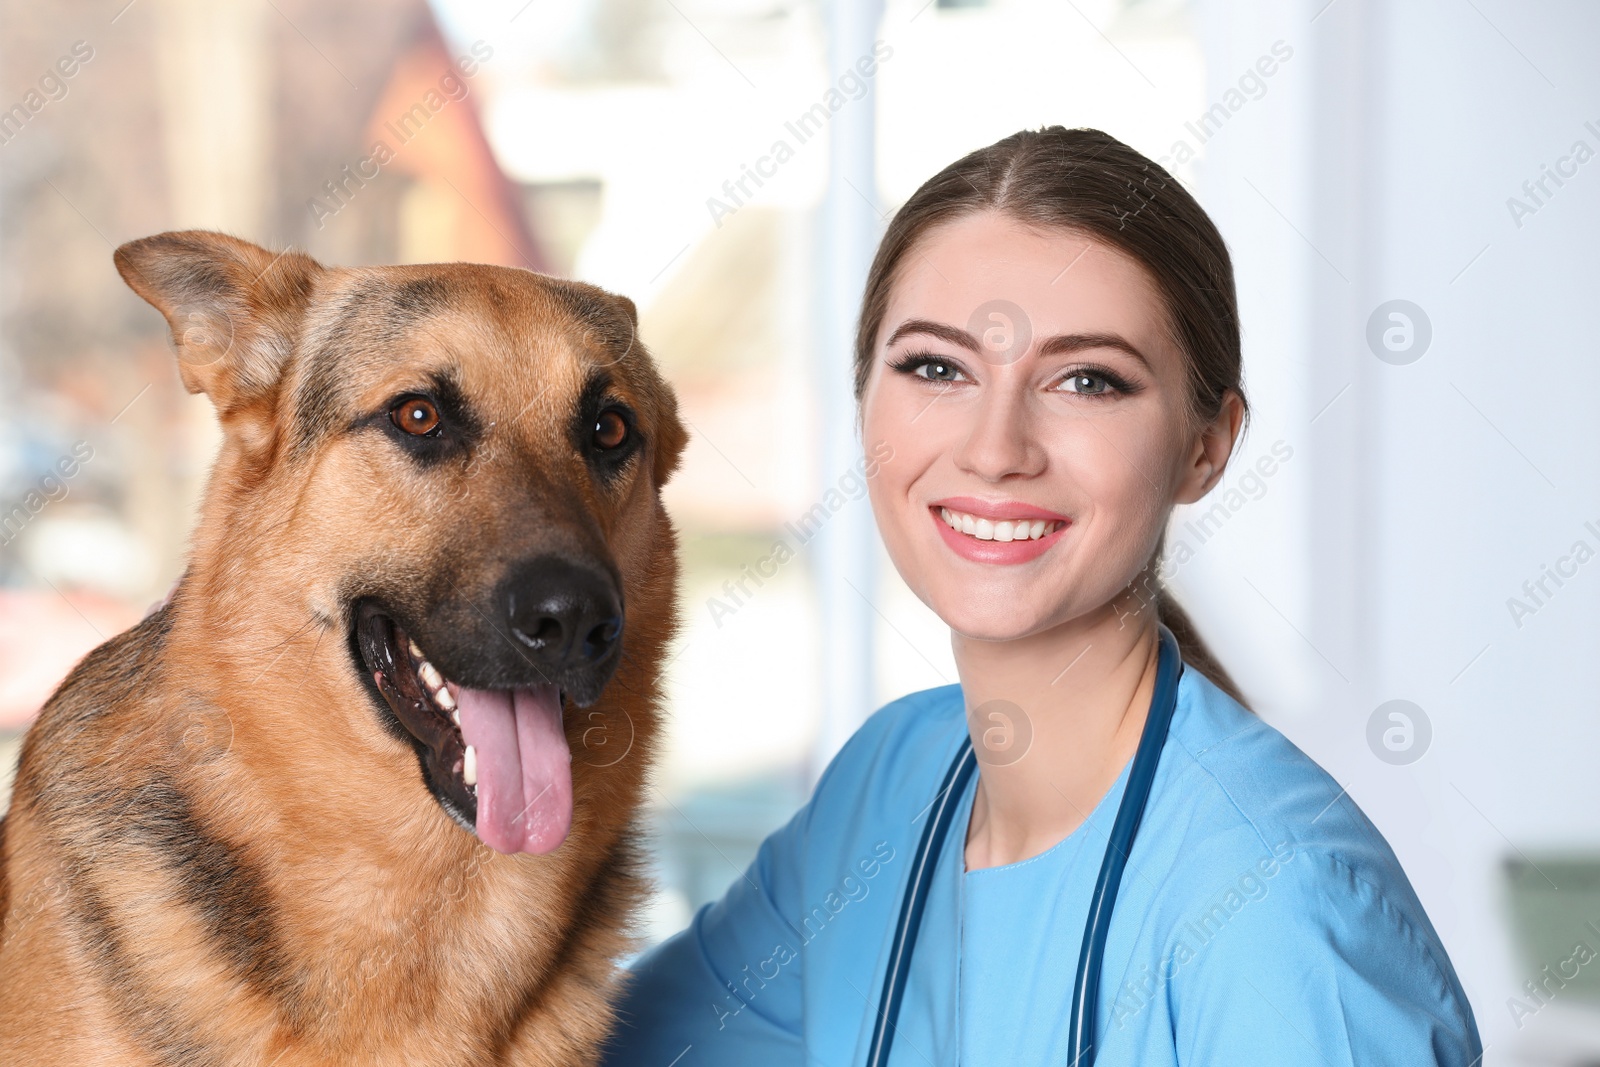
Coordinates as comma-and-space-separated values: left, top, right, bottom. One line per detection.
915, 361, 963, 382
390, 396, 441, 435
1059, 373, 1112, 396
593, 409, 629, 450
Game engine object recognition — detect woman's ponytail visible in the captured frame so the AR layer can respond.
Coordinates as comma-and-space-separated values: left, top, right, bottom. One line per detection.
1156, 592, 1250, 710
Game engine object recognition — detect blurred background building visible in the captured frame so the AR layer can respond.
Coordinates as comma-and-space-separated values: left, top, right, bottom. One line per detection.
1, 0, 1596, 1061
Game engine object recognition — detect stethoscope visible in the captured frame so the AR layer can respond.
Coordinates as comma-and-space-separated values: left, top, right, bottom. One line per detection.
865, 624, 1183, 1067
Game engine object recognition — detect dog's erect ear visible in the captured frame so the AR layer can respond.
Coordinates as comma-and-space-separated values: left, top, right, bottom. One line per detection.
114, 231, 322, 422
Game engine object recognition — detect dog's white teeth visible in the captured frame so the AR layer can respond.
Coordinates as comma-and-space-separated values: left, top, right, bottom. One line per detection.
407, 637, 424, 660
418, 660, 443, 690
451, 708, 461, 727
462, 744, 477, 786
436, 685, 456, 711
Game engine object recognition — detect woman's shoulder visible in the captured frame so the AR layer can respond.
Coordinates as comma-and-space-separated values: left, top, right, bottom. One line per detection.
1163, 665, 1393, 873
1147, 668, 1481, 1054
1157, 667, 1467, 980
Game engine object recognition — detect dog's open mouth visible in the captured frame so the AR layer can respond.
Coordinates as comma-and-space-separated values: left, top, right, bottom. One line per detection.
353, 602, 572, 855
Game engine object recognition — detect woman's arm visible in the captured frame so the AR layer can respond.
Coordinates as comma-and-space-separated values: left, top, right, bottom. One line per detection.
599, 690, 941, 1065
600, 822, 810, 1065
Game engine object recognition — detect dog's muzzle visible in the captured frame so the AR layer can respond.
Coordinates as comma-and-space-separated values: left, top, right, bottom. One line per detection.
351, 555, 625, 856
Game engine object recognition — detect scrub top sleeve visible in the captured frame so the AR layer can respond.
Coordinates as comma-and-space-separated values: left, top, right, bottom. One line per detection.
600, 709, 885, 1067
1169, 847, 1483, 1066
599, 819, 811, 1066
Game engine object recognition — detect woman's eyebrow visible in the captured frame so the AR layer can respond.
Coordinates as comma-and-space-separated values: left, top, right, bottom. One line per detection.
885, 318, 979, 351
1037, 332, 1152, 371
886, 318, 1151, 370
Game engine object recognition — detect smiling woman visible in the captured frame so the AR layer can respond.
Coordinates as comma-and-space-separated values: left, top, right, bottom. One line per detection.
603, 128, 1483, 1066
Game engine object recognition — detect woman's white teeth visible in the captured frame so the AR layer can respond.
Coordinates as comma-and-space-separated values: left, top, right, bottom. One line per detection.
462, 744, 477, 786
939, 507, 1059, 541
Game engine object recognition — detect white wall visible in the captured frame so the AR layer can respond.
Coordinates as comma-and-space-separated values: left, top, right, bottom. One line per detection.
1188, 0, 1600, 1059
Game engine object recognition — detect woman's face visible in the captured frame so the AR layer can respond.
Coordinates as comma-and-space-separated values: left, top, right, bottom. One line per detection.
861, 210, 1238, 643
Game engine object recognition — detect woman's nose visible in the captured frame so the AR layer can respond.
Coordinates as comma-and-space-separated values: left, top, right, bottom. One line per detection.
950, 382, 1047, 482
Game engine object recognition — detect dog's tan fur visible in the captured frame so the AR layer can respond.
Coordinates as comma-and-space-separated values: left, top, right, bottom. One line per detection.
0, 232, 687, 1065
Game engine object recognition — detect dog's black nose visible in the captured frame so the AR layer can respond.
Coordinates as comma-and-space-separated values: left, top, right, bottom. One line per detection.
505, 556, 624, 678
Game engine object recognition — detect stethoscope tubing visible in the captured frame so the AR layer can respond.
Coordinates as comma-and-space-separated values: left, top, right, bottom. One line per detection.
865, 732, 978, 1067
864, 624, 1183, 1067
1066, 623, 1183, 1065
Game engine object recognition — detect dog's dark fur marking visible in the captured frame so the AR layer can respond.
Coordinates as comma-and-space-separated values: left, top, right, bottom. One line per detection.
424, 366, 482, 438
572, 371, 642, 486
122, 780, 296, 1009
391, 277, 455, 321
292, 283, 386, 457
26, 607, 174, 759
545, 281, 635, 356
15, 604, 296, 1030
70, 873, 221, 1067
545, 283, 616, 333
293, 278, 470, 459
134, 234, 232, 300
172, 262, 233, 304
363, 365, 485, 469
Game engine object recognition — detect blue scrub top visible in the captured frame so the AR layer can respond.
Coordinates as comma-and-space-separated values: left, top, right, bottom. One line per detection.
602, 666, 1483, 1065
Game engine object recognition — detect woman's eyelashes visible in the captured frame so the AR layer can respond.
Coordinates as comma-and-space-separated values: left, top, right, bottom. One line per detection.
1051, 365, 1139, 398
886, 350, 972, 384
886, 350, 1139, 398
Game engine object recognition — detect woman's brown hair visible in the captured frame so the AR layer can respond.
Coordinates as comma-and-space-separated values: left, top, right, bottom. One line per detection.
853, 126, 1250, 707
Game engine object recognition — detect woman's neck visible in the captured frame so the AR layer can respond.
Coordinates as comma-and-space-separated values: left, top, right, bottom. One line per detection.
956, 598, 1160, 872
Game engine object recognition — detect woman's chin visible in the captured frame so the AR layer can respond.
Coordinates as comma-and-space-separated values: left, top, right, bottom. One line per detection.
933, 597, 1059, 645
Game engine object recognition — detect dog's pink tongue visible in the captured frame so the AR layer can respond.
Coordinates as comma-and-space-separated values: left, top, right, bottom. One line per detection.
455, 684, 572, 855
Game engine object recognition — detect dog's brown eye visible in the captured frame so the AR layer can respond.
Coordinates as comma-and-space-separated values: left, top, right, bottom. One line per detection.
392, 397, 440, 436
593, 410, 628, 450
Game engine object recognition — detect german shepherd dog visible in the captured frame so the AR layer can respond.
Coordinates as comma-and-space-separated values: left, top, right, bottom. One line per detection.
0, 231, 687, 1065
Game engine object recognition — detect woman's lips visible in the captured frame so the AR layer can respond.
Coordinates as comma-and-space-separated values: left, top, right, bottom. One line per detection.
933, 495, 1069, 523
929, 501, 1070, 564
